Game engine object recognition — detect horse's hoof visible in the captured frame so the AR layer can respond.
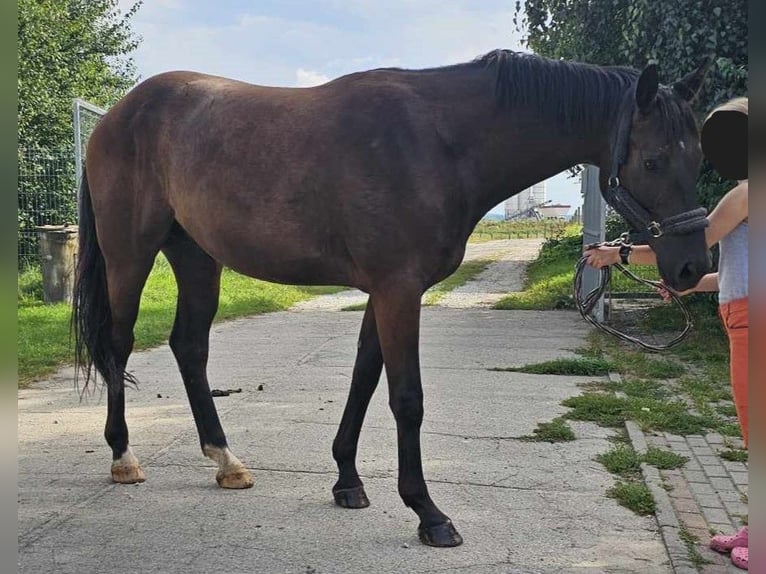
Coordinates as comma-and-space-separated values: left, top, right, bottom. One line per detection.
216, 467, 254, 489
333, 485, 370, 508
418, 520, 463, 547
111, 463, 146, 484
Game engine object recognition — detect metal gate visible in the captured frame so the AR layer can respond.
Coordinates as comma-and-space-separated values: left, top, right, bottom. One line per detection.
18, 99, 106, 268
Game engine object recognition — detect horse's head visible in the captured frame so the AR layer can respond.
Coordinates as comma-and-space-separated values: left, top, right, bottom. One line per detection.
600, 59, 713, 291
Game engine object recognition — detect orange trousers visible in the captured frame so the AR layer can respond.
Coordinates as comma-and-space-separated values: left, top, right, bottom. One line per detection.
719, 297, 748, 447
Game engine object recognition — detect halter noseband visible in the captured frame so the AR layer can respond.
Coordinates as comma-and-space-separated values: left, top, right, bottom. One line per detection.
603, 93, 708, 242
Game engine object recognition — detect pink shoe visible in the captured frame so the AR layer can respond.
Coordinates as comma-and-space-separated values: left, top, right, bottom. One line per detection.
709, 526, 748, 553
731, 546, 748, 570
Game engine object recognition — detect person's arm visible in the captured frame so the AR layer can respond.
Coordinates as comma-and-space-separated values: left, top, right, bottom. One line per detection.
583, 181, 748, 268
658, 272, 718, 300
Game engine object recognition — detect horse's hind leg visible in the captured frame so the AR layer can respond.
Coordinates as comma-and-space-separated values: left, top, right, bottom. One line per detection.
162, 226, 253, 489
104, 255, 157, 484
332, 299, 383, 508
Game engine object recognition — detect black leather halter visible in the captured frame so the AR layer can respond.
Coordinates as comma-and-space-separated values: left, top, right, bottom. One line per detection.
603, 94, 709, 242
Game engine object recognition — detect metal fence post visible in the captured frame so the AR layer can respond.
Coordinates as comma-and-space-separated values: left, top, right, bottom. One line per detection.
72, 98, 107, 218
580, 165, 606, 322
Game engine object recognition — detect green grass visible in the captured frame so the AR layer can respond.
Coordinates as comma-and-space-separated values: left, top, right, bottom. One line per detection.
643, 447, 689, 469
593, 335, 686, 379
490, 230, 660, 310
597, 445, 641, 478
18, 256, 343, 385
562, 392, 713, 435
493, 233, 580, 310
521, 417, 576, 442
607, 481, 655, 515
490, 357, 615, 376
340, 302, 367, 312
603, 378, 671, 400
716, 404, 738, 417
718, 448, 748, 462
469, 220, 579, 243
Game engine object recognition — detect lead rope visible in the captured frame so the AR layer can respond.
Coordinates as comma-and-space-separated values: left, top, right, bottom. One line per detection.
573, 236, 693, 351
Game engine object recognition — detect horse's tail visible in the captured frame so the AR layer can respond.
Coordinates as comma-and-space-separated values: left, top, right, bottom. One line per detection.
72, 167, 127, 392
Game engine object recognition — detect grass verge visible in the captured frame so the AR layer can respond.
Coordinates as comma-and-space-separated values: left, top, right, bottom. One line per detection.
18, 256, 342, 385
489, 357, 614, 376
718, 448, 748, 462
607, 481, 655, 515
521, 417, 576, 442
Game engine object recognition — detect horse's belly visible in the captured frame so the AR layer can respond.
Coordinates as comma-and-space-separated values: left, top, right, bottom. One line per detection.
189, 227, 356, 287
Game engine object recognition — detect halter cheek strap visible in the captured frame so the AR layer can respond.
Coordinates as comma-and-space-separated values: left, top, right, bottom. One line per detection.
603, 94, 709, 242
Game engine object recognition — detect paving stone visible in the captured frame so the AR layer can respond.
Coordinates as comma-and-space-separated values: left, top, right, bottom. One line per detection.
700, 506, 733, 527
672, 497, 702, 514
689, 482, 716, 497
705, 433, 725, 446
698, 455, 724, 467
729, 472, 749, 488
710, 477, 736, 492
708, 523, 734, 535
646, 434, 666, 447
685, 435, 707, 446
683, 469, 708, 484
701, 464, 729, 478
677, 511, 708, 531
718, 491, 744, 503
695, 494, 724, 509
722, 500, 748, 517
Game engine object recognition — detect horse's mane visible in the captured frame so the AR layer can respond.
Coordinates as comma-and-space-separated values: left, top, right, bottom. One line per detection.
474, 49, 697, 139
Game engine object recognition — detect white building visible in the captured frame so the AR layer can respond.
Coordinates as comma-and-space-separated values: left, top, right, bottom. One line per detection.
537, 204, 572, 219
504, 181, 546, 219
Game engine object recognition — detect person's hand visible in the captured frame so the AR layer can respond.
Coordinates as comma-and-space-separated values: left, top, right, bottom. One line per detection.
656, 281, 695, 301
582, 245, 621, 268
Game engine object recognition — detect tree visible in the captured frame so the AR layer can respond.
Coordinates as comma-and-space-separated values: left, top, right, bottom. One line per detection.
17, 0, 142, 266
514, 0, 748, 210
18, 0, 142, 151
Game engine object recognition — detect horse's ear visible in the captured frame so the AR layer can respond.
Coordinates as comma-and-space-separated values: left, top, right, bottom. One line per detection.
635, 63, 659, 114
672, 55, 714, 102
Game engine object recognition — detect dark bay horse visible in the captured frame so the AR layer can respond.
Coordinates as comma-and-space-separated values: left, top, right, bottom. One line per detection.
74, 50, 711, 547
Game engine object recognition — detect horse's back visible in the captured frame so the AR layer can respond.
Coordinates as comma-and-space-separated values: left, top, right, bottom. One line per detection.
86, 69, 462, 288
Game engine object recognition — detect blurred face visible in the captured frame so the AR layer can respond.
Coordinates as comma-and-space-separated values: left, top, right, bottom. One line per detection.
701, 108, 748, 181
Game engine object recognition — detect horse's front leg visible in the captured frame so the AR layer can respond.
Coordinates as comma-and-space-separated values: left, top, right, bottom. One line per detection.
332, 298, 383, 508
371, 282, 463, 547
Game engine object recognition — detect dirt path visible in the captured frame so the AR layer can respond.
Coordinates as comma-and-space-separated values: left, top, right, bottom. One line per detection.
437, 238, 543, 308
290, 238, 544, 312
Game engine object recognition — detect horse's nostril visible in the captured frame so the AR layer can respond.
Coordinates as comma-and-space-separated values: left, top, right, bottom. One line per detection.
679, 262, 695, 280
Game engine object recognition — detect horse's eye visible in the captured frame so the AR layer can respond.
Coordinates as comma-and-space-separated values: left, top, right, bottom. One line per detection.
643, 159, 659, 171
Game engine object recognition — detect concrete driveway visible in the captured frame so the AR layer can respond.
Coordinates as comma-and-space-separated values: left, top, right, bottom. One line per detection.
18, 304, 670, 573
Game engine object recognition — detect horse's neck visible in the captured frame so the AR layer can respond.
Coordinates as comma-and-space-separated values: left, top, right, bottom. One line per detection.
414, 67, 617, 224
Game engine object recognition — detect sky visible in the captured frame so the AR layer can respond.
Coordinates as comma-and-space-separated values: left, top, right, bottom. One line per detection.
118, 0, 582, 215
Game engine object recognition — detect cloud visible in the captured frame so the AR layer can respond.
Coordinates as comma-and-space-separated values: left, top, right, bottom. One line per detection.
294, 68, 330, 87
124, 1, 525, 86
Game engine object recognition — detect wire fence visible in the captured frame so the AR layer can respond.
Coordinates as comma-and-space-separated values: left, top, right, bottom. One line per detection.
18, 148, 77, 269
18, 99, 106, 269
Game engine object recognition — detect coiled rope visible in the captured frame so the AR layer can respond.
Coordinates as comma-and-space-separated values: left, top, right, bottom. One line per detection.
573, 238, 693, 351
